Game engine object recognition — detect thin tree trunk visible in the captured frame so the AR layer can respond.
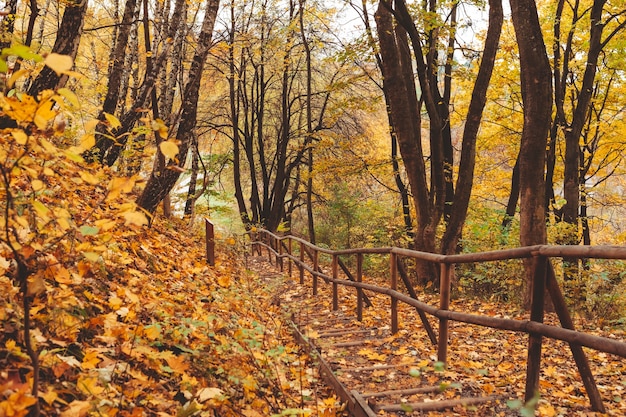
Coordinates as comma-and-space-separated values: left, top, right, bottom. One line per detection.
137, 0, 220, 215
0, 0, 18, 51
229, 1, 250, 228
509, 0, 552, 307
28, 0, 89, 97
440, 0, 503, 256
184, 133, 199, 216
299, 0, 315, 243
502, 153, 520, 231
361, 0, 413, 238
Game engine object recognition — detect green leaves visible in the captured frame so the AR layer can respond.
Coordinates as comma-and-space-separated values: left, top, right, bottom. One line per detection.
79, 225, 99, 236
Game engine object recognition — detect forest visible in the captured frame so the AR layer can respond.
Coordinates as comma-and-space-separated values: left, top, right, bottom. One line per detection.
0, 0, 625, 415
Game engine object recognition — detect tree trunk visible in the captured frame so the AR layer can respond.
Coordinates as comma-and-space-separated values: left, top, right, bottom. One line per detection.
229, 2, 251, 229
502, 153, 520, 231
85, 0, 138, 163
375, 3, 437, 283
184, 133, 200, 216
27, 0, 89, 97
509, 0, 552, 307
0, 0, 18, 51
440, 0, 503, 256
299, 0, 316, 243
360, 0, 413, 238
137, 0, 220, 215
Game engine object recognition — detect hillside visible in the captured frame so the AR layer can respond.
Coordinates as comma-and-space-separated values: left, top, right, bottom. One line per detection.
0, 124, 338, 416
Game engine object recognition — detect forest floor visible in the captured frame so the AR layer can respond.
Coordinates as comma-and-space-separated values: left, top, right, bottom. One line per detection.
248, 253, 626, 417
1, 216, 341, 417
1, 212, 625, 417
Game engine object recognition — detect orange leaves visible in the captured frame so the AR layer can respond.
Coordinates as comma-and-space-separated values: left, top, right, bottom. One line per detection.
106, 176, 138, 201
0, 386, 37, 417
357, 348, 387, 362
162, 352, 190, 374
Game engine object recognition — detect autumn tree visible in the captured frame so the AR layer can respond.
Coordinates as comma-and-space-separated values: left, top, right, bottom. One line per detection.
0, 0, 18, 51
137, 0, 220, 215
27, 0, 89, 97
374, 0, 502, 284
509, 0, 552, 307
221, 0, 347, 232
88, 0, 187, 167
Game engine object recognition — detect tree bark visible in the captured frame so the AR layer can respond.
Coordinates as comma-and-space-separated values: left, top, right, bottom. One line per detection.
91, 0, 186, 166
27, 0, 89, 97
360, 0, 413, 238
440, 0, 503, 256
137, 0, 220, 215
85, 0, 138, 163
299, 0, 316, 243
0, 0, 18, 51
509, 0, 553, 307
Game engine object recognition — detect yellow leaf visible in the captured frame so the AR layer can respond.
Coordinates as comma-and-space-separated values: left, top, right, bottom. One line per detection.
79, 134, 95, 151
538, 404, 557, 417
103, 112, 121, 129
159, 140, 179, 160
123, 211, 148, 227
12, 129, 28, 145
45, 53, 73, 75
60, 400, 91, 417
52, 266, 72, 284
109, 296, 123, 310
38, 137, 58, 154
31, 179, 44, 191
197, 387, 224, 403
94, 218, 118, 231
393, 347, 409, 355
79, 171, 100, 185
7, 69, 29, 89
40, 387, 58, 405
143, 325, 161, 341
165, 354, 189, 374
33, 200, 51, 220
82, 252, 100, 262
77, 376, 104, 396
152, 118, 168, 137
34, 99, 57, 130
107, 176, 136, 201
57, 88, 80, 108
81, 350, 101, 370
217, 275, 231, 287
84, 118, 99, 132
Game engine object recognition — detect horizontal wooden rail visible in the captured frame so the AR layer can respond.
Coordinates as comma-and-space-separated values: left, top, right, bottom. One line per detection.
246, 229, 626, 413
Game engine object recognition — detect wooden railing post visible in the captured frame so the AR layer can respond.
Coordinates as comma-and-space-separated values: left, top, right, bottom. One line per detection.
287, 239, 293, 277
299, 242, 305, 284
525, 255, 548, 403
278, 238, 284, 272
313, 248, 319, 296
356, 253, 363, 322
332, 254, 339, 311
437, 263, 452, 364
205, 219, 215, 266
390, 252, 398, 334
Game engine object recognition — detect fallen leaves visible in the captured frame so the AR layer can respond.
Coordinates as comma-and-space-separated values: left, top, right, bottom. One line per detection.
1, 123, 335, 416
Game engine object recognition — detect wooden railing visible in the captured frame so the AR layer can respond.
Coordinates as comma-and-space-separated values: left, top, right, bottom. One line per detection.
245, 228, 626, 413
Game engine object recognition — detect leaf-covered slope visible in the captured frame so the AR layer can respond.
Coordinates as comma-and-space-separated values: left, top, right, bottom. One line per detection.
1, 214, 338, 416
0, 124, 336, 416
